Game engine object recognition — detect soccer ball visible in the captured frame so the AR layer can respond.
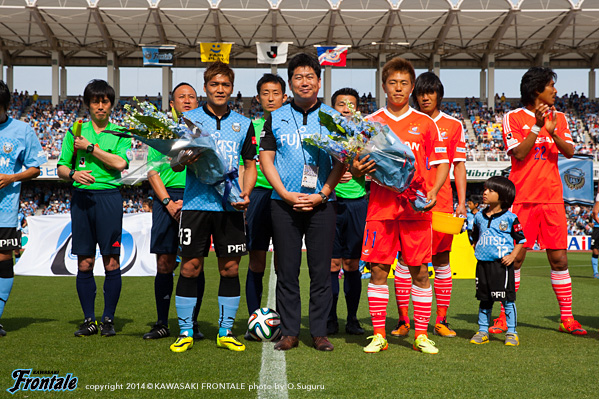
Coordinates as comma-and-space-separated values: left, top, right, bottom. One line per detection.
247, 308, 282, 342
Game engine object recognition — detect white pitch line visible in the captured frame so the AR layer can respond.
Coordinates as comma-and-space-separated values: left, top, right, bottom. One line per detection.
258, 251, 288, 399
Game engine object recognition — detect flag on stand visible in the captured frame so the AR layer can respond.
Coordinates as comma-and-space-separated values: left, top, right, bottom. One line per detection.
558, 154, 594, 205
142, 46, 175, 66
199, 43, 233, 63
316, 46, 349, 67
256, 42, 289, 64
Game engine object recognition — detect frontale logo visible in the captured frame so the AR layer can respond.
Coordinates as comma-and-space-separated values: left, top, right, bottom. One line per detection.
7, 369, 77, 394
564, 167, 585, 190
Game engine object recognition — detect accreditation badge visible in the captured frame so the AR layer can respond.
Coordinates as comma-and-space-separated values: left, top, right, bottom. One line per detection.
301, 165, 319, 189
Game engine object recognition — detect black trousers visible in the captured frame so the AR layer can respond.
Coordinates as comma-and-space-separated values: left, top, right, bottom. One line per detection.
271, 200, 337, 337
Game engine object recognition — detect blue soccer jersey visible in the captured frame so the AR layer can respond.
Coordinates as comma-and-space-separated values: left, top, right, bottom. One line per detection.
260, 100, 338, 201
181, 105, 256, 212
470, 209, 526, 261
0, 117, 47, 227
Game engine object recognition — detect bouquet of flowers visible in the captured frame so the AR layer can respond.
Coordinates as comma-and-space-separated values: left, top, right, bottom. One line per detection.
109, 99, 242, 207
304, 105, 429, 210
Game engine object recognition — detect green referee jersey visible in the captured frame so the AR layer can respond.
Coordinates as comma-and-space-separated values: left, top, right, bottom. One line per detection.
147, 147, 186, 188
58, 121, 132, 190
240, 117, 272, 190
335, 175, 366, 199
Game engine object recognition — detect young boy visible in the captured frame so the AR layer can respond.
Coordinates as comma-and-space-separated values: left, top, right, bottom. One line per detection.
469, 176, 526, 346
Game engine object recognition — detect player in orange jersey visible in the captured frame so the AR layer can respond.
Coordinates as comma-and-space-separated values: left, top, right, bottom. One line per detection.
501, 67, 586, 336
361, 58, 449, 355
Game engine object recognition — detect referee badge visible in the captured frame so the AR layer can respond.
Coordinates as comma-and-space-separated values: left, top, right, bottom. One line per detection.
232, 122, 241, 132
499, 221, 508, 231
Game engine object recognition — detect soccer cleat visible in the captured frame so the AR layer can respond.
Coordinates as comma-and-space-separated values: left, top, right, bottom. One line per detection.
470, 331, 490, 345
216, 332, 246, 352
413, 334, 439, 354
244, 330, 259, 341
143, 322, 170, 339
390, 320, 410, 337
193, 321, 205, 340
363, 334, 388, 353
505, 333, 520, 346
170, 334, 193, 353
74, 318, 98, 337
433, 319, 457, 338
0, 324, 6, 337
100, 317, 116, 337
559, 318, 587, 336
594, 273, 599, 279
489, 315, 507, 334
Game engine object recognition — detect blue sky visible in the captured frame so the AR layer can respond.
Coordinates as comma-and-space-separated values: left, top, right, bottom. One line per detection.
4, 65, 597, 100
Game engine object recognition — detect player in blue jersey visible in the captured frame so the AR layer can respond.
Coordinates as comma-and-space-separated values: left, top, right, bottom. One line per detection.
260, 53, 345, 351
591, 193, 599, 279
0, 81, 47, 336
143, 82, 207, 340
469, 176, 526, 346
243, 73, 287, 341
168, 62, 257, 353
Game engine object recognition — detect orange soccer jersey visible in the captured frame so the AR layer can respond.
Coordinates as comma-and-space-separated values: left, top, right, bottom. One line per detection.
502, 108, 574, 205
433, 112, 466, 213
366, 107, 449, 221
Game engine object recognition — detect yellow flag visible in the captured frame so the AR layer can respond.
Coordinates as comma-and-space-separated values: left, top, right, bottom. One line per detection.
200, 43, 233, 63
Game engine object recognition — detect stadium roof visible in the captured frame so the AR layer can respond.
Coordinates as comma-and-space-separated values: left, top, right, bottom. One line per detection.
0, 0, 598, 70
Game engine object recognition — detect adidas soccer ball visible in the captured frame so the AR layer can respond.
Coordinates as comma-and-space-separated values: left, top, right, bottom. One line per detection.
247, 308, 282, 342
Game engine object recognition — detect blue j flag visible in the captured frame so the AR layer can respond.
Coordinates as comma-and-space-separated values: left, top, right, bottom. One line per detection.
558, 154, 593, 206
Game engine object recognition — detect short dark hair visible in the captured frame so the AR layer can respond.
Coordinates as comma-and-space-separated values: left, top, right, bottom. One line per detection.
331, 87, 359, 107
520, 67, 557, 106
83, 79, 115, 107
287, 53, 321, 81
171, 82, 197, 100
204, 61, 234, 85
412, 72, 444, 111
382, 57, 415, 86
485, 176, 516, 210
256, 74, 286, 95
0, 80, 10, 111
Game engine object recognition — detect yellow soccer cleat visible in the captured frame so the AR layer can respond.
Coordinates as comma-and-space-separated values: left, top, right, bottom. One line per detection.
170, 335, 193, 353
413, 334, 439, 354
363, 334, 388, 353
216, 333, 246, 352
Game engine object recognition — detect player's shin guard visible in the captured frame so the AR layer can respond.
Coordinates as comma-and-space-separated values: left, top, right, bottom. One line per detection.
433, 264, 452, 323
245, 268, 264, 316
155, 272, 174, 324
192, 271, 205, 323
76, 270, 96, 320
551, 270, 573, 320
412, 285, 433, 337
175, 275, 197, 336
503, 301, 517, 334
394, 264, 411, 322
218, 275, 240, 336
102, 268, 122, 321
478, 302, 493, 333
0, 259, 14, 319
367, 283, 389, 336
344, 270, 362, 319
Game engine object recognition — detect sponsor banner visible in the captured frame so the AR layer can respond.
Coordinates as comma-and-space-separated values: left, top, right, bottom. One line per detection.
199, 42, 233, 63
316, 46, 348, 66
567, 235, 591, 251
558, 154, 594, 206
256, 42, 289, 64
15, 214, 156, 276
142, 46, 175, 66
463, 166, 506, 181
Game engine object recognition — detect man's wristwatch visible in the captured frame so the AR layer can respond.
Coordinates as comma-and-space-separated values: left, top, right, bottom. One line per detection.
318, 191, 328, 204
68, 169, 76, 180
162, 197, 171, 206
86, 144, 95, 153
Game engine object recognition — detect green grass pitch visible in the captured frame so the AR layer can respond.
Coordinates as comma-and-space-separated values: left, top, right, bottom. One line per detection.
1, 251, 598, 398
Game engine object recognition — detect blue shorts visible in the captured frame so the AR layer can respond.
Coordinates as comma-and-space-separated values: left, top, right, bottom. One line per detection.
333, 196, 368, 259
151, 188, 184, 254
71, 188, 122, 256
245, 187, 273, 251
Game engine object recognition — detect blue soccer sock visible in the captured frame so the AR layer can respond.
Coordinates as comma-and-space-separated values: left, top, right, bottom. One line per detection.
192, 271, 205, 323
344, 269, 362, 319
329, 271, 340, 322
0, 278, 14, 319
102, 268, 122, 321
154, 272, 173, 324
245, 268, 264, 316
218, 275, 240, 336
503, 301, 517, 334
592, 254, 598, 275
175, 275, 197, 336
478, 302, 493, 333
76, 270, 96, 321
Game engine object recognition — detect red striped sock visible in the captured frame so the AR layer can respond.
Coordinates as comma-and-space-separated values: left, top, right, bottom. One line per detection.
433, 265, 452, 324
500, 269, 521, 315
368, 283, 389, 337
394, 264, 411, 322
551, 270, 573, 319
411, 285, 433, 336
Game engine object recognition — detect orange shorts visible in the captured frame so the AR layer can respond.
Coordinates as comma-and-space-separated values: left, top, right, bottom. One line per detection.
511, 203, 567, 250
361, 219, 432, 266
432, 229, 454, 256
